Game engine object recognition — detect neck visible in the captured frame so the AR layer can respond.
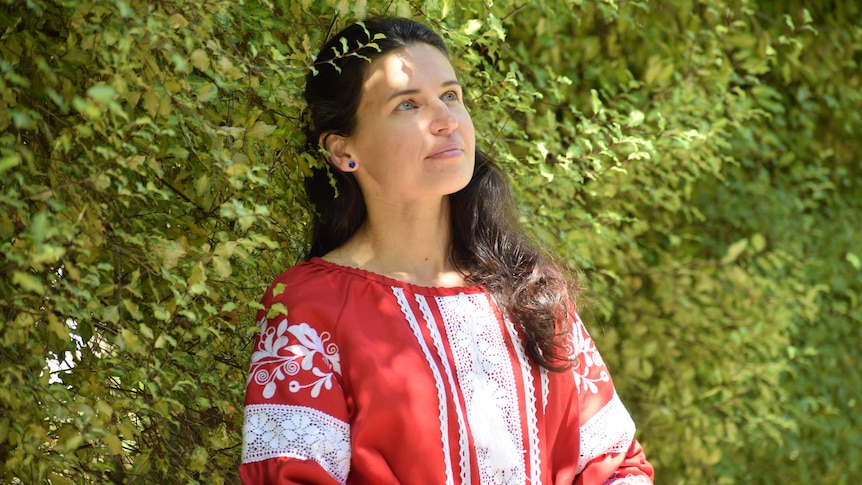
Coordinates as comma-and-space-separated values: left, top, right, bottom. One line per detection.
324, 196, 466, 287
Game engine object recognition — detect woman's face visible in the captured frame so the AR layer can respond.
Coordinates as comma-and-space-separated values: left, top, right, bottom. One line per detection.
343, 42, 475, 206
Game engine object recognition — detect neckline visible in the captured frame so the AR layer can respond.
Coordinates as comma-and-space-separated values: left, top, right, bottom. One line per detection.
309, 256, 484, 294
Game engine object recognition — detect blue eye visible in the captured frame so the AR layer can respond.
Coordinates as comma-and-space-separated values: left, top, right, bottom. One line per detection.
397, 100, 416, 111
442, 91, 458, 102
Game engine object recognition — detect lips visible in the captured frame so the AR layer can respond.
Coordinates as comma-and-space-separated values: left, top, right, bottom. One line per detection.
426, 142, 464, 159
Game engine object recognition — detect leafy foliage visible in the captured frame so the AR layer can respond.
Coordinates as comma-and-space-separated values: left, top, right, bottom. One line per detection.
1, 0, 859, 483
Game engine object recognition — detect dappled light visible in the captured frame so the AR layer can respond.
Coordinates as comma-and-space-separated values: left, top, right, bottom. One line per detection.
1, 0, 859, 483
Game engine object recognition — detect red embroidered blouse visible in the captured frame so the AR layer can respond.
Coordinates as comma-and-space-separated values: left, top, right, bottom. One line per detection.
241, 258, 653, 484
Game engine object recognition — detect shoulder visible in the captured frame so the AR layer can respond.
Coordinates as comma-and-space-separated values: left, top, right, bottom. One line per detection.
258, 258, 358, 326
266, 257, 344, 290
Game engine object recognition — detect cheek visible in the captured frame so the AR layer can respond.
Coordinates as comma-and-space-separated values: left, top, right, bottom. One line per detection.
460, 114, 476, 142
458, 108, 475, 132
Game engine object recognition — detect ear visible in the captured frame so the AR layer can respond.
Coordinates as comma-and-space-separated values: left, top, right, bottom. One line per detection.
319, 132, 356, 172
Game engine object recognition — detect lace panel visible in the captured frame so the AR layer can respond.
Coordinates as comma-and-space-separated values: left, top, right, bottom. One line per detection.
540, 367, 550, 413
604, 474, 653, 484
437, 292, 528, 485
502, 314, 542, 485
242, 403, 350, 484
415, 293, 472, 485
392, 287, 455, 485
576, 392, 636, 475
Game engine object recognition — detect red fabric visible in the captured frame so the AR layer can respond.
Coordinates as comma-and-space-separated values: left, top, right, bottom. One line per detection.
241, 258, 653, 484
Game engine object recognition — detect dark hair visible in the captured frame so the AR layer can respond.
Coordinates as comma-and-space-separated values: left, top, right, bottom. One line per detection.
303, 17, 575, 371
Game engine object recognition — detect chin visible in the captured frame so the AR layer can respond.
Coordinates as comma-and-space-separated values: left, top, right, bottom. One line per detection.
429, 158, 475, 196
447, 171, 475, 195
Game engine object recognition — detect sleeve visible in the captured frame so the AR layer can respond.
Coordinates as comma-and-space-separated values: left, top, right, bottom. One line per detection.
569, 313, 655, 485
240, 278, 351, 485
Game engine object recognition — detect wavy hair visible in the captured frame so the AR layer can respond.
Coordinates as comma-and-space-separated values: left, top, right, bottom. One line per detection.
303, 17, 575, 371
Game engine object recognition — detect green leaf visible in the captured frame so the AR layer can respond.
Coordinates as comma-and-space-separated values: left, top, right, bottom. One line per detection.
627, 110, 644, 127
266, 302, 288, 319
212, 256, 232, 278
847, 253, 861, 271
246, 121, 276, 139
189, 261, 207, 285
721, 238, 748, 265
12, 271, 45, 295
0, 153, 21, 174
29, 212, 49, 242
103, 433, 124, 455
87, 84, 117, 103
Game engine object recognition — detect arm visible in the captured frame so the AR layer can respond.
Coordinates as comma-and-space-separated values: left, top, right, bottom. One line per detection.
240, 277, 350, 485
569, 314, 654, 485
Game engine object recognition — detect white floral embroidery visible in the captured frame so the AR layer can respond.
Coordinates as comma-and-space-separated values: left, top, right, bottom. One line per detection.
242, 403, 350, 484
604, 473, 652, 484
249, 316, 341, 399
438, 292, 527, 485
502, 314, 542, 485
567, 323, 610, 394
577, 392, 636, 475
415, 293, 471, 485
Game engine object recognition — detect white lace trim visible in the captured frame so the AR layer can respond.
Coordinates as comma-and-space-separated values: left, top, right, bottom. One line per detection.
438, 292, 527, 485
392, 288, 455, 485
540, 367, 550, 413
242, 404, 350, 484
502, 314, 542, 485
577, 392, 636, 475
415, 293, 471, 485
604, 474, 653, 484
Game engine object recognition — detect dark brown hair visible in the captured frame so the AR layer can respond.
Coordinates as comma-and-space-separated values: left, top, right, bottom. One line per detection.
303, 17, 575, 371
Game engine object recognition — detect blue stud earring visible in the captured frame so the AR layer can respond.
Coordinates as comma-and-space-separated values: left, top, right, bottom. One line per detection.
348, 161, 356, 169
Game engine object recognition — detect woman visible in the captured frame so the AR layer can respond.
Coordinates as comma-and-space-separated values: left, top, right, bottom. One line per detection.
241, 17, 653, 485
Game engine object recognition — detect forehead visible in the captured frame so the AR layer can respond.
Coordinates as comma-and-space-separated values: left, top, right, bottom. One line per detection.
360, 43, 456, 103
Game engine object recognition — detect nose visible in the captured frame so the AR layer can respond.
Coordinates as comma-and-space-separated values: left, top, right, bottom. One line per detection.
430, 100, 458, 134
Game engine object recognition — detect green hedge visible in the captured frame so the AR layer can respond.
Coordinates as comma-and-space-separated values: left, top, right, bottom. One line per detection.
1, 0, 859, 483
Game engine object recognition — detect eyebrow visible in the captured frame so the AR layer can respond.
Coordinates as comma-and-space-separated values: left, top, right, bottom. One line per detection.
386, 80, 461, 103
